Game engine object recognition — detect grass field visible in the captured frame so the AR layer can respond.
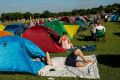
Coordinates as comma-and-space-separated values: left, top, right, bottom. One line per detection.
0, 22, 120, 80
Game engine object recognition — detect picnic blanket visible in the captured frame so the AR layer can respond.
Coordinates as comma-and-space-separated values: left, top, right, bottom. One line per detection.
38, 55, 100, 79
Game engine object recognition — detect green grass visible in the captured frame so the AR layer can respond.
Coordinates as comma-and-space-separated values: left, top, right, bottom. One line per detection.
0, 22, 120, 80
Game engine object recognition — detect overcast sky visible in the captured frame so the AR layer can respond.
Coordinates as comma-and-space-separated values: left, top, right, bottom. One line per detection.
0, 0, 120, 14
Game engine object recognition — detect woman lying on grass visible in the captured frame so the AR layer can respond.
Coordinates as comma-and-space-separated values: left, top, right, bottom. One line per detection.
65, 48, 93, 67
42, 49, 93, 67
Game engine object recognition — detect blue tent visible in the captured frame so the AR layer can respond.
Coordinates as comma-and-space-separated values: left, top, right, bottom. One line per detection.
117, 15, 120, 21
75, 17, 88, 31
4, 23, 27, 36
0, 36, 46, 74
110, 14, 119, 22
75, 18, 84, 26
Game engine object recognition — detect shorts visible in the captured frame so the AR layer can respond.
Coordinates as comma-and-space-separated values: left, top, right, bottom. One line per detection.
65, 57, 76, 67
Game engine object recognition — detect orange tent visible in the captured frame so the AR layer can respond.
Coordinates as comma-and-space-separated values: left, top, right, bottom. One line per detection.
0, 31, 12, 37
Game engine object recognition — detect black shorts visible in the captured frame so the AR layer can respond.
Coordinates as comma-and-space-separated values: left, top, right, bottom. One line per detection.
65, 57, 76, 67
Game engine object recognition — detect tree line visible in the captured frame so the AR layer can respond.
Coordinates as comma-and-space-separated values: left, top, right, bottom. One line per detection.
0, 3, 120, 21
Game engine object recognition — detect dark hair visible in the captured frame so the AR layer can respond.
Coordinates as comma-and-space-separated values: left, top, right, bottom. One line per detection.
63, 31, 67, 35
97, 21, 101, 25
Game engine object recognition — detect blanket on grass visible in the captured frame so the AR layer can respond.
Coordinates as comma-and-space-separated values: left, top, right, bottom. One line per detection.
38, 55, 100, 79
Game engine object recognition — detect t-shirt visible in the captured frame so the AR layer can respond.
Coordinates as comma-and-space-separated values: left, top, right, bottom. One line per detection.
93, 25, 106, 33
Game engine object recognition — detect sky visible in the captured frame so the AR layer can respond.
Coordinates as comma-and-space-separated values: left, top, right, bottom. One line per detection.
0, 0, 120, 14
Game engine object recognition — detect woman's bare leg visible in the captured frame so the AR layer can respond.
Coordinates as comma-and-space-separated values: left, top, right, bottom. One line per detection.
74, 49, 87, 62
76, 62, 89, 67
74, 49, 92, 63
46, 52, 53, 65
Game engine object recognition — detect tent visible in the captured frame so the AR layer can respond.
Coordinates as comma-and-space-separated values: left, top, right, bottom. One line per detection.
22, 26, 66, 53
111, 15, 118, 21
60, 16, 71, 23
110, 14, 120, 22
46, 20, 79, 39
0, 24, 5, 31
44, 19, 49, 24
75, 17, 85, 27
4, 23, 27, 36
75, 17, 88, 29
117, 15, 120, 21
39, 19, 44, 25
0, 36, 46, 74
83, 16, 90, 22
0, 31, 12, 37
79, 16, 87, 22
64, 25, 80, 38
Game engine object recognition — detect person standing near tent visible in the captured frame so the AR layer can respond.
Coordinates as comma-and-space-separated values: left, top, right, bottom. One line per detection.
59, 31, 73, 49
65, 48, 93, 67
29, 20, 35, 28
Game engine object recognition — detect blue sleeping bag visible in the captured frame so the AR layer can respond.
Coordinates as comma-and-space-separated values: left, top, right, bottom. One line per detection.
74, 44, 97, 51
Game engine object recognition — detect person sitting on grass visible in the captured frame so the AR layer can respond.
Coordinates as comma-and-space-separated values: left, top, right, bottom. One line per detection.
59, 31, 74, 49
93, 22, 106, 35
90, 22, 106, 40
65, 48, 93, 67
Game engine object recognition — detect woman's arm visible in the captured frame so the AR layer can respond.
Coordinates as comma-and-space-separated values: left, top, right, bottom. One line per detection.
59, 37, 62, 43
67, 37, 71, 44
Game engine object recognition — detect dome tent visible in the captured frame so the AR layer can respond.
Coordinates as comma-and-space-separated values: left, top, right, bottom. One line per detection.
46, 20, 79, 39
60, 16, 71, 23
0, 31, 12, 37
75, 17, 88, 27
110, 14, 120, 22
22, 26, 66, 53
117, 15, 120, 21
0, 36, 46, 74
4, 23, 27, 36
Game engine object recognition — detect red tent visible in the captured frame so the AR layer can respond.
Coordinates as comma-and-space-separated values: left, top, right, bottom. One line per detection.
60, 16, 71, 23
39, 20, 44, 24
22, 26, 66, 53
83, 16, 89, 21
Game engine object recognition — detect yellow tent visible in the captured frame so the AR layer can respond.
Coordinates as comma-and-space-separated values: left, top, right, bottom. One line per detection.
0, 24, 5, 31
64, 25, 79, 38
0, 31, 12, 37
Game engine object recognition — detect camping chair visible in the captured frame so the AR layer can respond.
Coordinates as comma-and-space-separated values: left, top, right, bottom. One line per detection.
95, 28, 105, 41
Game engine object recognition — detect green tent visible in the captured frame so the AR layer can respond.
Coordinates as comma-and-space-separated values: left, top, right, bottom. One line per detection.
46, 20, 79, 39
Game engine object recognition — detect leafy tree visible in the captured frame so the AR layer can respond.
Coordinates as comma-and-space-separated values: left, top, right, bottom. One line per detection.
40, 10, 52, 18
23, 12, 33, 20
34, 13, 41, 19
0, 3, 120, 21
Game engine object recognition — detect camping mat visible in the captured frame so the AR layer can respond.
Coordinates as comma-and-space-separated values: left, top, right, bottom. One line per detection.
38, 55, 100, 79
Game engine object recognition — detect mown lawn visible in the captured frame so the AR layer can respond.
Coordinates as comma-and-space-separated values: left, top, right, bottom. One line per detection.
0, 22, 120, 80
